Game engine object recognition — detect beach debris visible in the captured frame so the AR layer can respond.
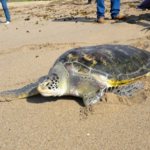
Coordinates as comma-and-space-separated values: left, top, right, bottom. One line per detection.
129, 4, 137, 8
35, 21, 38, 24
25, 18, 30, 21
105, 9, 109, 13
138, 20, 144, 22
15, 10, 21, 13
43, 15, 49, 19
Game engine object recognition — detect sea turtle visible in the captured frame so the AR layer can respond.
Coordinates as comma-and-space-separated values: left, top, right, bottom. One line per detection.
1, 45, 150, 106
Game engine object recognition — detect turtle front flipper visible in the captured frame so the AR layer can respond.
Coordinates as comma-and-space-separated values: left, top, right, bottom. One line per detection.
0, 82, 39, 99
0, 76, 47, 99
83, 91, 102, 106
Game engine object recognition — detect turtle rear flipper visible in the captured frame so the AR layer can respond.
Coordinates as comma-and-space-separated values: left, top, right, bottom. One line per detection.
0, 82, 39, 99
111, 82, 145, 98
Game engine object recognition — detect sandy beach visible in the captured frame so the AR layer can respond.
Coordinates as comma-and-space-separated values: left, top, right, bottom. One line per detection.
0, 0, 150, 149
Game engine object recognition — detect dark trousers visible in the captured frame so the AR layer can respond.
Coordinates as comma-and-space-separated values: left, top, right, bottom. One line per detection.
137, 0, 150, 9
0, 0, 10, 21
97, 0, 120, 19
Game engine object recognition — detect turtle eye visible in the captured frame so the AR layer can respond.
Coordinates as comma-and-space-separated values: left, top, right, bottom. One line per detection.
43, 82, 49, 86
46, 83, 49, 86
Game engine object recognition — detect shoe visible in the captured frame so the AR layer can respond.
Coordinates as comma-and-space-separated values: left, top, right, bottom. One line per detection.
97, 18, 105, 23
5, 21, 10, 24
113, 14, 128, 20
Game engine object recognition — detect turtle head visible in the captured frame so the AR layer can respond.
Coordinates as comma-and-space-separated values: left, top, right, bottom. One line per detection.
37, 74, 60, 97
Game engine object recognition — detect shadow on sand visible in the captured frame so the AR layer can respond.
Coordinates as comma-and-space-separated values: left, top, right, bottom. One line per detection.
52, 16, 109, 23
118, 13, 150, 32
52, 13, 150, 32
121, 1, 141, 4
26, 94, 85, 107
60, 2, 89, 6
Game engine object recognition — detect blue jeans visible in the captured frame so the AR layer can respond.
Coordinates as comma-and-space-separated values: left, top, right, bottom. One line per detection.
0, 0, 10, 22
97, 0, 120, 19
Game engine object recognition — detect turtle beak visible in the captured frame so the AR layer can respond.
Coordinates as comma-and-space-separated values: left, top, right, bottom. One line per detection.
37, 85, 52, 96
37, 85, 44, 92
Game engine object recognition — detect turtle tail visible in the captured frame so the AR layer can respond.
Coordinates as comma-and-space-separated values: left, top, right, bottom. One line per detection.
0, 82, 39, 99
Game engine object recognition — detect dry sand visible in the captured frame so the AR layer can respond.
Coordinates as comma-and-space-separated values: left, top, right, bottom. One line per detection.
0, 0, 150, 149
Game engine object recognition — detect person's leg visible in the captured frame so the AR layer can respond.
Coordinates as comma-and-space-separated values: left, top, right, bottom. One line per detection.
137, 0, 150, 9
97, 0, 105, 19
1, 0, 11, 22
110, 0, 120, 19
